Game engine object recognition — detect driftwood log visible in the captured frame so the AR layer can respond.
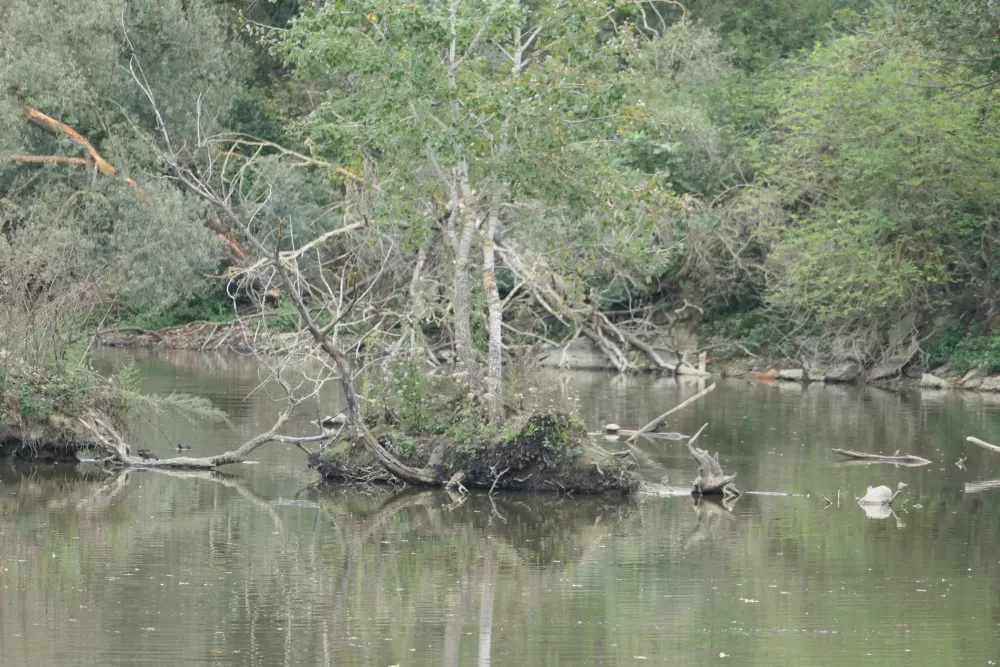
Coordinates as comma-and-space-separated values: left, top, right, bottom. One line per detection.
832, 449, 931, 466
966, 436, 1000, 454
686, 423, 739, 497
626, 383, 715, 444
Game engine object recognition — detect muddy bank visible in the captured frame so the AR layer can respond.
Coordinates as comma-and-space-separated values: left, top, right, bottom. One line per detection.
309, 412, 640, 495
98, 319, 1000, 395
0, 422, 99, 463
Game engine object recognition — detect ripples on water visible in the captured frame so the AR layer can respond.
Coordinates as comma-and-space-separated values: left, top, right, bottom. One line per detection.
2, 350, 1000, 665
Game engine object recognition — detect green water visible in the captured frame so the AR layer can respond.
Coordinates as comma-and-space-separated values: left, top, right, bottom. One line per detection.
3, 349, 1000, 665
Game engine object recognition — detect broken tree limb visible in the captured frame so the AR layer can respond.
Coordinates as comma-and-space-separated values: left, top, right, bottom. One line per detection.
831, 449, 932, 466
4, 154, 89, 168
686, 423, 739, 497
240, 220, 368, 274
627, 383, 716, 444
23, 106, 117, 176
616, 327, 673, 371
967, 436, 1000, 455
16, 106, 150, 202
12, 105, 251, 257
581, 323, 632, 373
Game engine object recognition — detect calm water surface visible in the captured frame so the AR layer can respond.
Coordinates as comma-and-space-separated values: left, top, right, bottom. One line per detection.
3, 349, 1000, 665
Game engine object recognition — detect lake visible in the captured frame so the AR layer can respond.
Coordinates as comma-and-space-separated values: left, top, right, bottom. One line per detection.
2, 348, 1000, 665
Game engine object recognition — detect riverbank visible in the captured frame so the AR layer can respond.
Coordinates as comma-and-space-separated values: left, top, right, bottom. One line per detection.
94, 320, 1000, 394
715, 358, 1000, 394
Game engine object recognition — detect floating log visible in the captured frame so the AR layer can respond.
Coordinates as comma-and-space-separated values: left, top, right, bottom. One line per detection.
832, 449, 931, 466
626, 383, 716, 444
601, 423, 688, 440
966, 437, 1000, 455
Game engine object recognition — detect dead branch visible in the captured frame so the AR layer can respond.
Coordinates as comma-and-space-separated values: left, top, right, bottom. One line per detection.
3, 154, 88, 168
832, 449, 932, 466
627, 383, 716, 444
214, 135, 368, 187
16, 106, 149, 202
239, 220, 368, 274
967, 436, 1000, 455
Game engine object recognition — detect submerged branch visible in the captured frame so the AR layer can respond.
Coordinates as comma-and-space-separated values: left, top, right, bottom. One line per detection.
831, 449, 931, 466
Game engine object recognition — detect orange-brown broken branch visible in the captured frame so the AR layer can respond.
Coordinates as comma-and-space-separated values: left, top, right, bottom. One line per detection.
5, 154, 89, 168
23, 107, 117, 176
9, 106, 247, 261
12, 107, 150, 203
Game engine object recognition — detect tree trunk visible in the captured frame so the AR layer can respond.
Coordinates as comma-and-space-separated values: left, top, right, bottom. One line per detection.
481, 205, 504, 423
453, 205, 482, 392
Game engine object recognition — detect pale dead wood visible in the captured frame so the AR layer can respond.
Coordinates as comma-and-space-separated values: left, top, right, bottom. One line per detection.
967, 436, 1000, 455
832, 448, 932, 466
626, 383, 716, 444
214, 135, 368, 186
239, 220, 368, 274
686, 422, 739, 497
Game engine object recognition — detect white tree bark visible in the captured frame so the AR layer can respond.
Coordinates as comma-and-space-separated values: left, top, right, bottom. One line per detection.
481, 203, 504, 423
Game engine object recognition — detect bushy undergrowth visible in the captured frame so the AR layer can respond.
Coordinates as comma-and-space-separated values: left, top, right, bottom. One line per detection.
924, 323, 1000, 373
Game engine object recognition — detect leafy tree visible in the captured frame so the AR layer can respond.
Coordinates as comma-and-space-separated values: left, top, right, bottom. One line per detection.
0, 0, 255, 314
760, 25, 1000, 345
275, 0, 684, 417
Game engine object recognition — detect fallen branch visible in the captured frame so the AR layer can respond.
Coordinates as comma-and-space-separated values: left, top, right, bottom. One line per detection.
239, 220, 368, 274
15, 106, 149, 201
617, 327, 673, 371
95, 327, 165, 342
10, 106, 251, 257
832, 449, 931, 466
967, 436, 1000, 455
627, 383, 716, 444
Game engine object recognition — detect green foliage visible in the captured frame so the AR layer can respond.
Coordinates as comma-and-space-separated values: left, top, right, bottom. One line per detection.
0, 0, 255, 317
109, 360, 229, 423
127, 292, 235, 331
0, 360, 103, 426
925, 323, 1000, 373
699, 308, 798, 358
388, 434, 416, 459
275, 0, 686, 299
387, 360, 435, 433
758, 25, 1000, 336
685, 0, 873, 69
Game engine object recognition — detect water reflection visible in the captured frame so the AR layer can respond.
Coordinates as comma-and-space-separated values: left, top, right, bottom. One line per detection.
4, 351, 1000, 665
686, 496, 738, 547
